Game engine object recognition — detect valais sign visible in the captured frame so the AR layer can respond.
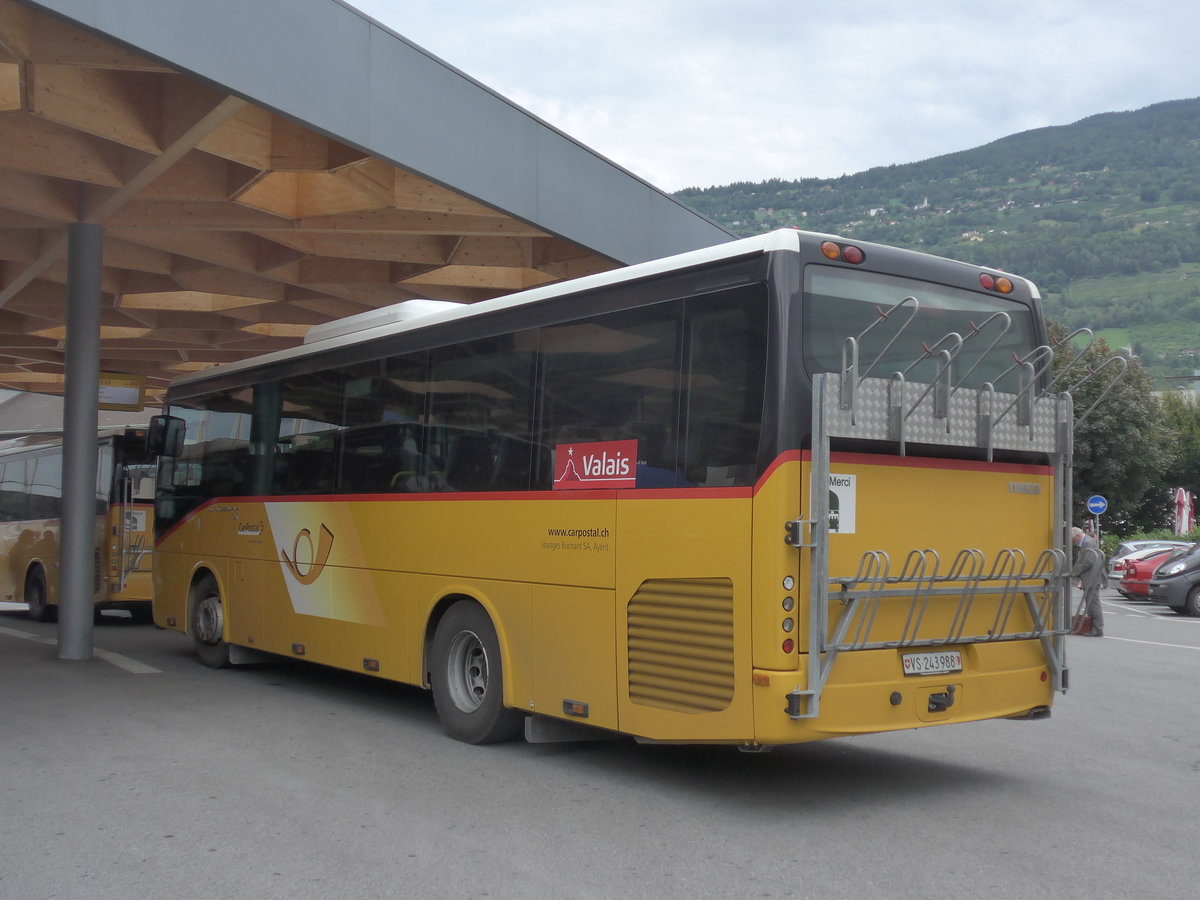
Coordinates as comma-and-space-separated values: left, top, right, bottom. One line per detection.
553, 440, 637, 490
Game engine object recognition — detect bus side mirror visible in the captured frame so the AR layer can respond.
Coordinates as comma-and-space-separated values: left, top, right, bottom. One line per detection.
147, 415, 185, 458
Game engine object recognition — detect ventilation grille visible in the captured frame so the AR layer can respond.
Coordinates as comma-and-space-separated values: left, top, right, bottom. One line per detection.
627, 578, 734, 713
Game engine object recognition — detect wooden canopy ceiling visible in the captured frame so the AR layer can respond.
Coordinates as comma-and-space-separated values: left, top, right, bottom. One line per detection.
0, 0, 618, 403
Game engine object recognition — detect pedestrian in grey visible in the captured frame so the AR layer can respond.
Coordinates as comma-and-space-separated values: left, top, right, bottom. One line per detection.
1071, 526, 1105, 636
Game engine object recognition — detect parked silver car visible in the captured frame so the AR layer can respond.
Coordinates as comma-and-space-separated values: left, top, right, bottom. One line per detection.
1107, 540, 1192, 582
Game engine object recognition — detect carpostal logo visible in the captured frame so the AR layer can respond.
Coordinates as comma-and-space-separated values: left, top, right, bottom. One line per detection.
554, 440, 637, 490
281, 523, 335, 585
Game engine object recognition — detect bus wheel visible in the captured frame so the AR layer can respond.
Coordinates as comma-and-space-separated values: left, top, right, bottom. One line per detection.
191, 576, 231, 668
25, 567, 53, 622
431, 601, 522, 744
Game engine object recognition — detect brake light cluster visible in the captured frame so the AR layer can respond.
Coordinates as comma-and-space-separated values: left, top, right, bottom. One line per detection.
979, 272, 1014, 294
820, 240, 865, 265
781, 575, 797, 653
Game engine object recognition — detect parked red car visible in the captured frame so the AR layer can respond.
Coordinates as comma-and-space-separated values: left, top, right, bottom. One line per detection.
1117, 548, 1177, 599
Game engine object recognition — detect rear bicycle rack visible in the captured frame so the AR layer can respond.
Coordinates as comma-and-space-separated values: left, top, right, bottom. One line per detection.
787, 317, 1126, 719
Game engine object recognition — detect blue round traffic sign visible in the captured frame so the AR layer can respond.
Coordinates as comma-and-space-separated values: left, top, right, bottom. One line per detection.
1086, 494, 1108, 515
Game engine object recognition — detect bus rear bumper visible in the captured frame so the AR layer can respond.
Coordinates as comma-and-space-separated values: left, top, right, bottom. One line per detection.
750, 641, 1056, 745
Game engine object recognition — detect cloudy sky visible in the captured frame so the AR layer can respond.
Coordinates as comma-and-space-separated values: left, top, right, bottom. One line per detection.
345, 0, 1200, 193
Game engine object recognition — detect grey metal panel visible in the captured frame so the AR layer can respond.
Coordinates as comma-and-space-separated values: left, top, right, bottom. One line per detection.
534, 126, 654, 261
365, 25, 540, 214
646, 191, 740, 260
25, 0, 732, 264
80, 0, 373, 143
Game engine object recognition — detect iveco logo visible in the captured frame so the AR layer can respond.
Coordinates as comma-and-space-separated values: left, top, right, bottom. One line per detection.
1008, 482, 1041, 494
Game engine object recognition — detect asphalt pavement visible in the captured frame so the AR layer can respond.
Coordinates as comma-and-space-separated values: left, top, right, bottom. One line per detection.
2, 588, 1198, 900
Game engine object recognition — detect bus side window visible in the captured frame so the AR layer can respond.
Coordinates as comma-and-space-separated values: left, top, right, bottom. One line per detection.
0, 461, 25, 521
426, 334, 536, 492
681, 286, 768, 487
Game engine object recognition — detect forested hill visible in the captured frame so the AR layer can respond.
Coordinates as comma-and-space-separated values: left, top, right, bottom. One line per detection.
672, 99, 1200, 384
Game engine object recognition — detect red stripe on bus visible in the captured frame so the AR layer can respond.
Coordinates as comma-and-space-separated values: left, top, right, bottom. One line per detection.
801, 449, 1054, 476
153, 450, 1049, 546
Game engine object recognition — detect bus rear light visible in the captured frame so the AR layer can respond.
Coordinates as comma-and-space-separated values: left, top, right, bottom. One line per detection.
782, 617, 794, 633
782, 638, 795, 653
820, 241, 865, 264
979, 272, 1014, 294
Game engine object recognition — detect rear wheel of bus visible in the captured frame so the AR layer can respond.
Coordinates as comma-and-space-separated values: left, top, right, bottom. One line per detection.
25, 566, 53, 622
191, 574, 231, 668
431, 600, 522, 744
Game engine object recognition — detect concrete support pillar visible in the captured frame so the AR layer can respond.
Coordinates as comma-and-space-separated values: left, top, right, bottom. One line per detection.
58, 223, 102, 661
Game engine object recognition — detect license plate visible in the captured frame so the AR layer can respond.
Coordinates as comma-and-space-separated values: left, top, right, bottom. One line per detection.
902, 650, 963, 676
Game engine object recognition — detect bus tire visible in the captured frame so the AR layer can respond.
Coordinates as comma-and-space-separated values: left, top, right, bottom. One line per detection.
430, 601, 522, 744
25, 567, 53, 622
191, 575, 231, 668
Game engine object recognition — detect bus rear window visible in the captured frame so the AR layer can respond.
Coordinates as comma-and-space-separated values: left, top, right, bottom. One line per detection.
802, 267, 1038, 392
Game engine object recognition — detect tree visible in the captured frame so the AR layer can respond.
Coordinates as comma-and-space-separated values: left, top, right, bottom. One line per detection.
1050, 323, 1172, 532
1161, 389, 1200, 493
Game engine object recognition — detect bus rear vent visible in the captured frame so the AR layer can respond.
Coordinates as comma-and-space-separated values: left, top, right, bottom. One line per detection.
627, 578, 734, 713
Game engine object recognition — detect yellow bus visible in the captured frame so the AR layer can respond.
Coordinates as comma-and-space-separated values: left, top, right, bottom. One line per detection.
0, 427, 155, 621
149, 229, 1092, 747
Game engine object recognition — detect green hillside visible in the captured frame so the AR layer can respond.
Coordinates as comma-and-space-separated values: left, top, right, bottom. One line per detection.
673, 99, 1200, 386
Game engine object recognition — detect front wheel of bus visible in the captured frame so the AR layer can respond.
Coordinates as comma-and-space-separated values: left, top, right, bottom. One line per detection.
191, 576, 231, 668
431, 601, 522, 744
25, 567, 53, 622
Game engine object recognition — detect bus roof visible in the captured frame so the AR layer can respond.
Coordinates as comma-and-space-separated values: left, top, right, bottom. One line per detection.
0, 426, 145, 459
167, 229, 803, 390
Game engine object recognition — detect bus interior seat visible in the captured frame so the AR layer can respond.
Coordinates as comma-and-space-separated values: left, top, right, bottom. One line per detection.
388, 425, 431, 493
619, 421, 670, 468
200, 448, 248, 497
340, 451, 392, 494
278, 446, 335, 495
489, 434, 536, 491
685, 419, 758, 486
442, 432, 495, 492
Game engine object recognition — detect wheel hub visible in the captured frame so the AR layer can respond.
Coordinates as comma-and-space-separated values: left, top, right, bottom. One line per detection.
445, 629, 489, 712
194, 594, 223, 644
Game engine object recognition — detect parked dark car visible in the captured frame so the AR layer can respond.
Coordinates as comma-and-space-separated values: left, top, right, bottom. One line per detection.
1146, 543, 1200, 615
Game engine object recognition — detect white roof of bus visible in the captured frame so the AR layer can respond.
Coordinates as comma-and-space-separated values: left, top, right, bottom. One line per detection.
0, 427, 137, 459
169, 229, 803, 389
